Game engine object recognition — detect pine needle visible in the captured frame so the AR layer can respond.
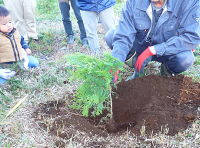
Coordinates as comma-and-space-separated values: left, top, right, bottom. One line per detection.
0, 122, 11, 125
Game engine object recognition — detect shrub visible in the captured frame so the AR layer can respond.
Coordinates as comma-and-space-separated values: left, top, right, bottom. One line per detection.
62, 52, 124, 117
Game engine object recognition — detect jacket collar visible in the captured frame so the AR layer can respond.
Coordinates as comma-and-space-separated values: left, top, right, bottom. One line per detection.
137, 0, 173, 12
0, 28, 16, 38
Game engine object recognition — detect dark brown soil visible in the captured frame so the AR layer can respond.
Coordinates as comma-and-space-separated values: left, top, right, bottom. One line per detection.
32, 75, 200, 147
111, 75, 200, 135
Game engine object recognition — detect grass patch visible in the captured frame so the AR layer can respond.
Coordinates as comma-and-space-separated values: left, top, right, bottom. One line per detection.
36, 0, 61, 21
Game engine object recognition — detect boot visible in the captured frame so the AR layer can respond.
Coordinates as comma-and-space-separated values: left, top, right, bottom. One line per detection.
126, 65, 150, 81
82, 38, 89, 47
125, 49, 139, 68
160, 61, 176, 76
68, 35, 75, 44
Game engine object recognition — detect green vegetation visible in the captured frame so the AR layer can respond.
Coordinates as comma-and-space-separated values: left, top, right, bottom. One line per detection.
36, 0, 61, 21
63, 53, 124, 117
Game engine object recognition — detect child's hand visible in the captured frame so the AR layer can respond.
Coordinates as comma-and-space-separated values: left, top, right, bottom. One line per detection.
25, 48, 32, 55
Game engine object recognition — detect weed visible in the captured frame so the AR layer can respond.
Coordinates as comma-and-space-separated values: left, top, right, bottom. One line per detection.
140, 125, 146, 136
7, 78, 25, 95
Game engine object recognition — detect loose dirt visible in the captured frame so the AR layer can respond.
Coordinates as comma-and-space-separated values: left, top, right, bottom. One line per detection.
32, 75, 200, 147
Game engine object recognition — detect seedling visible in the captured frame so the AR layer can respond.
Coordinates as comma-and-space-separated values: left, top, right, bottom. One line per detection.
62, 52, 124, 117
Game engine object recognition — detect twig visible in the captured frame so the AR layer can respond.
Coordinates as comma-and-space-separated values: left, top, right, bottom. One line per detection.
166, 96, 175, 100
67, 111, 83, 117
109, 84, 113, 119
0, 94, 28, 123
181, 89, 198, 96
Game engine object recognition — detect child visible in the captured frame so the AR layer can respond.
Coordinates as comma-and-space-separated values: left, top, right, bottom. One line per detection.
0, 6, 39, 86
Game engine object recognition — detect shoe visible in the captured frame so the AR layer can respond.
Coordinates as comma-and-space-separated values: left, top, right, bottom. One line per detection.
33, 39, 39, 43
82, 38, 89, 47
33, 39, 39, 42
68, 35, 75, 44
126, 65, 150, 81
125, 49, 139, 68
160, 61, 176, 76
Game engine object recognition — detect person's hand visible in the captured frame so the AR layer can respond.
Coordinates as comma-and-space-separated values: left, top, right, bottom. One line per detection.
109, 68, 120, 83
135, 46, 156, 72
25, 48, 32, 55
0, 69, 16, 80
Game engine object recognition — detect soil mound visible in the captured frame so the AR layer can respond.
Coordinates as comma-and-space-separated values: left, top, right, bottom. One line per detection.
111, 75, 200, 135
32, 75, 200, 146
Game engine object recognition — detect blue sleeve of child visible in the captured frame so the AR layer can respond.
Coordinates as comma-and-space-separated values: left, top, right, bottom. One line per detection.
20, 35, 29, 49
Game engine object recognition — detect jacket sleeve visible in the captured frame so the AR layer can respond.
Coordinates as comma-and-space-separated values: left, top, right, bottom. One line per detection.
155, 0, 200, 57
20, 35, 29, 50
111, 0, 137, 62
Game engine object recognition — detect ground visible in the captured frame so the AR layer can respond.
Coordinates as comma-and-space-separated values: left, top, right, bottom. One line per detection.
32, 73, 200, 147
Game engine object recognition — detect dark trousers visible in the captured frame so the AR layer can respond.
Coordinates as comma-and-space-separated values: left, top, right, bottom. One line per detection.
105, 29, 195, 74
59, 0, 87, 40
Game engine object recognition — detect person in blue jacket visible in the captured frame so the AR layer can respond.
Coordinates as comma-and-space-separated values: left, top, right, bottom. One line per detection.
105, 0, 200, 81
76, 0, 116, 54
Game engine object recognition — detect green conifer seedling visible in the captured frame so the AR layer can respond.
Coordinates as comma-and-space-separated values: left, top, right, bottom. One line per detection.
63, 52, 124, 117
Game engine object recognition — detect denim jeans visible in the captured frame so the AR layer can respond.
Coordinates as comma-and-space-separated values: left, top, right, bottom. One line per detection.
80, 7, 115, 52
105, 28, 195, 74
58, 0, 87, 40
0, 55, 39, 86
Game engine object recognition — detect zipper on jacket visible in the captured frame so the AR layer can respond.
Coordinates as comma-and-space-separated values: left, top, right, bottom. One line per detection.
146, 3, 168, 45
9, 36, 18, 62
13, 35, 20, 61
145, 4, 153, 45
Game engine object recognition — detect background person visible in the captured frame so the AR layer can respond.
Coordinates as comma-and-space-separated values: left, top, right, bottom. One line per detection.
3, 0, 38, 43
76, 0, 116, 54
58, 0, 88, 46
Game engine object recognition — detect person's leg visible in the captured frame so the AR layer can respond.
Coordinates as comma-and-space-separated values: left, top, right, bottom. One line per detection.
152, 50, 195, 74
3, 0, 29, 42
99, 7, 116, 34
80, 10, 100, 54
23, 0, 38, 40
58, 0, 75, 44
70, 0, 87, 41
27, 55, 39, 68
105, 28, 116, 49
58, 0, 73, 36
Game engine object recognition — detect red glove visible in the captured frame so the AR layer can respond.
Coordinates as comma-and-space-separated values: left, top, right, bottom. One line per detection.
109, 68, 120, 83
135, 47, 155, 72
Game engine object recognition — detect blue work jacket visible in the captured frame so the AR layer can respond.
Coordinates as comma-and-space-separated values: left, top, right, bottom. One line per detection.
76, 0, 116, 13
112, 0, 200, 63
